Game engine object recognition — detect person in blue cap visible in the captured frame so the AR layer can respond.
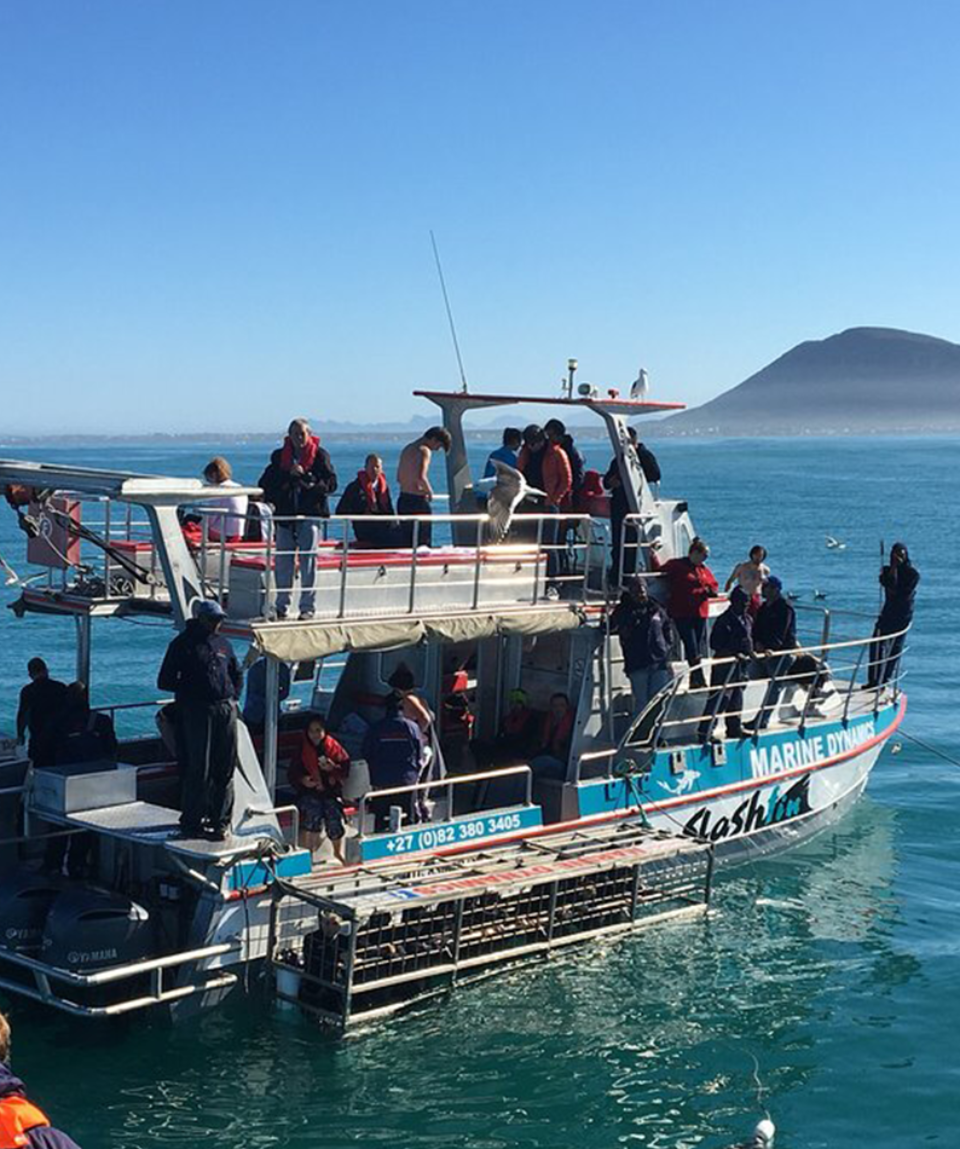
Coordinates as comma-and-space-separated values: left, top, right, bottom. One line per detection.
746, 575, 798, 731
157, 600, 243, 840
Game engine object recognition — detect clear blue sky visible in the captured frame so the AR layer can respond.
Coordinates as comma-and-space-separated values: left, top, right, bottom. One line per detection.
2, 0, 958, 433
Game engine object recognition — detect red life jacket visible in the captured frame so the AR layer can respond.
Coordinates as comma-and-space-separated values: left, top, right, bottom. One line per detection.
356, 469, 389, 512
0, 1095, 50, 1148
279, 435, 320, 473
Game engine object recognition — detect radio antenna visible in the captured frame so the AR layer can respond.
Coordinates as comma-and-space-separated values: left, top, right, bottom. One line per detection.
430, 230, 469, 393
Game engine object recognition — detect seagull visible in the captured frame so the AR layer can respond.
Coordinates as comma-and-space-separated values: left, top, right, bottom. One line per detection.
630, 368, 649, 401
477, 460, 546, 542
786, 591, 801, 602
825, 535, 847, 550
813, 588, 828, 600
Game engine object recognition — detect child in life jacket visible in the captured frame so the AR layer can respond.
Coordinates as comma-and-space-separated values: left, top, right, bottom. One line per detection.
288, 716, 351, 863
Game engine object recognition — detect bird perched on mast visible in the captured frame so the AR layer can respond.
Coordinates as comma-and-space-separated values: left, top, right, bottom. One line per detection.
630, 368, 649, 401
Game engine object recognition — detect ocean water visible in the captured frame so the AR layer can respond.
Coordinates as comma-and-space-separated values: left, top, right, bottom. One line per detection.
0, 435, 957, 1149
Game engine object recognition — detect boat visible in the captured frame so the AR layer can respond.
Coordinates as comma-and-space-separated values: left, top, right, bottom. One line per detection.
0, 382, 907, 1026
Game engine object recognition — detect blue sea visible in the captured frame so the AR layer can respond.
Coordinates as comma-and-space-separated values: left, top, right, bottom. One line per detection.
0, 435, 956, 1149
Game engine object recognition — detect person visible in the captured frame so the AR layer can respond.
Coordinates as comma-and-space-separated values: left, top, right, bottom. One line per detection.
361, 693, 425, 832
724, 545, 770, 614
610, 577, 674, 714
530, 692, 574, 780
157, 600, 242, 840
334, 454, 401, 547
52, 683, 117, 765
651, 537, 719, 685
483, 428, 523, 478
16, 659, 67, 768
603, 428, 661, 581
258, 418, 338, 620
287, 716, 351, 862
867, 542, 919, 688
0, 1011, 81, 1148
746, 575, 797, 731
386, 665, 432, 734
517, 424, 572, 585
698, 587, 753, 742
469, 687, 539, 770
242, 656, 292, 735
396, 426, 452, 548
201, 457, 249, 543
544, 419, 584, 504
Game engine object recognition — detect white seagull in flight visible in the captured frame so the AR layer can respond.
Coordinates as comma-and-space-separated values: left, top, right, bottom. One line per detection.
478, 460, 546, 542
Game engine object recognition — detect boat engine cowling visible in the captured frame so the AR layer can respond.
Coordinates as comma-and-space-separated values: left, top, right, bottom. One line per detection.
42, 888, 154, 971
0, 870, 67, 956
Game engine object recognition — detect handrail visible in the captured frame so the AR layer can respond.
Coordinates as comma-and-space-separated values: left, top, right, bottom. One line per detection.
357, 764, 534, 834
0, 939, 240, 987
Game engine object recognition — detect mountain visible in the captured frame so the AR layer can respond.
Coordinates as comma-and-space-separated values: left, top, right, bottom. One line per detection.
655, 327, 960, 435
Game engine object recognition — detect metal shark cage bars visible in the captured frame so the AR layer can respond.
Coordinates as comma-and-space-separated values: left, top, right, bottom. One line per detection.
267, 821, 713, 1028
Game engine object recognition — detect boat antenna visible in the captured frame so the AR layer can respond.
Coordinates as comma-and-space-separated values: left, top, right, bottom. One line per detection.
430, 230, 469, 393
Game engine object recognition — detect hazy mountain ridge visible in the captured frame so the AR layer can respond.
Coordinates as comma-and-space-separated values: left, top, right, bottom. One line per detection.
652, 327, 960, 435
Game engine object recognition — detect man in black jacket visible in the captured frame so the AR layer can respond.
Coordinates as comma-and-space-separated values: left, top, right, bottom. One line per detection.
747, 575, 797, 731
698, 587, 753, 742
609, 577, 674, 714
157, 601, 242, 840
258, 418, 337, 620
867, 541, 919, 688
16, 659, 67, 768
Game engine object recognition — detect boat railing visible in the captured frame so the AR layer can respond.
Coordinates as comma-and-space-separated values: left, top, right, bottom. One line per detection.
587, 621, 909, 774
0, 939, 241, 1019
355, 764, 535, 836
185, 506, 592, 621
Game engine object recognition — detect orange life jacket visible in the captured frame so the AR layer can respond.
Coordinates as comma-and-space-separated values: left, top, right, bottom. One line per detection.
0, 1095, 50, 1148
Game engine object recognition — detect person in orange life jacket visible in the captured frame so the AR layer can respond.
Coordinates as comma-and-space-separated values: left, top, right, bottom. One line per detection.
650, 536, 719, 687
288, 716, 351, 862
16, 658, 67, 769
544, 418, 585, 569
258, 418, 337, 620
361, 693, 425, 832
335, 454, 401, 548
698, 587, 754, 743
530, 692, 575, 781
0, 1011, 81, 1149
157, 600, 242, 841
518, 425, 572, 584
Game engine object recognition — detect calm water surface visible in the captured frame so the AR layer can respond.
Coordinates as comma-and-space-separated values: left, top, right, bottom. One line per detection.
0, 436, 956, 1149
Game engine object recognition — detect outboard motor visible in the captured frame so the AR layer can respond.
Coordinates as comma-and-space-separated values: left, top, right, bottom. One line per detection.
0, 870, 66, 956
42, 887, 154, 972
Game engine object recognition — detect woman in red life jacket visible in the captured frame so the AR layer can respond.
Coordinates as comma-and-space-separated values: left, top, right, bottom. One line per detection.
651, 536, 719, 686
287, 716, 351, 862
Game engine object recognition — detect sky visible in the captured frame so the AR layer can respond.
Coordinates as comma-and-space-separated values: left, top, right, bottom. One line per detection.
2, 0, 959, 434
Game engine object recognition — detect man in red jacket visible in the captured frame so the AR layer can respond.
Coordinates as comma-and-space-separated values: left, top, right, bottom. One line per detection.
518, 424, 572, 588
651, 537, 719, 687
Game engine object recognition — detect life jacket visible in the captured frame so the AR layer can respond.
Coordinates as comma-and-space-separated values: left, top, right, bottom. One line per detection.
356, 469, 389, 512
279, 434, 320, 473
0, 1094, 50, 1148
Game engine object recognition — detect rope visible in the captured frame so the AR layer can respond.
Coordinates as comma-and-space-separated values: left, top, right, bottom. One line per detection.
898, 729, 960, 771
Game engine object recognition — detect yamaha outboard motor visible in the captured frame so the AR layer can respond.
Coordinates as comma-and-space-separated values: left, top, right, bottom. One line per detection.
42, 887, 154, 971
0, 870, 66, 956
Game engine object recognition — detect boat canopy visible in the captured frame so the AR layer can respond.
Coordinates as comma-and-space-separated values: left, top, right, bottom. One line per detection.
248, 603, 586, 661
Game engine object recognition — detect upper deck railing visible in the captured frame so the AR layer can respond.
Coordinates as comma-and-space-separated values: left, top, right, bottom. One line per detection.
6, 489, 594, 624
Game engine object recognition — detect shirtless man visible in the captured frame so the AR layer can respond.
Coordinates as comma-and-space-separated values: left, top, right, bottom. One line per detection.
396, 426, 451, 547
